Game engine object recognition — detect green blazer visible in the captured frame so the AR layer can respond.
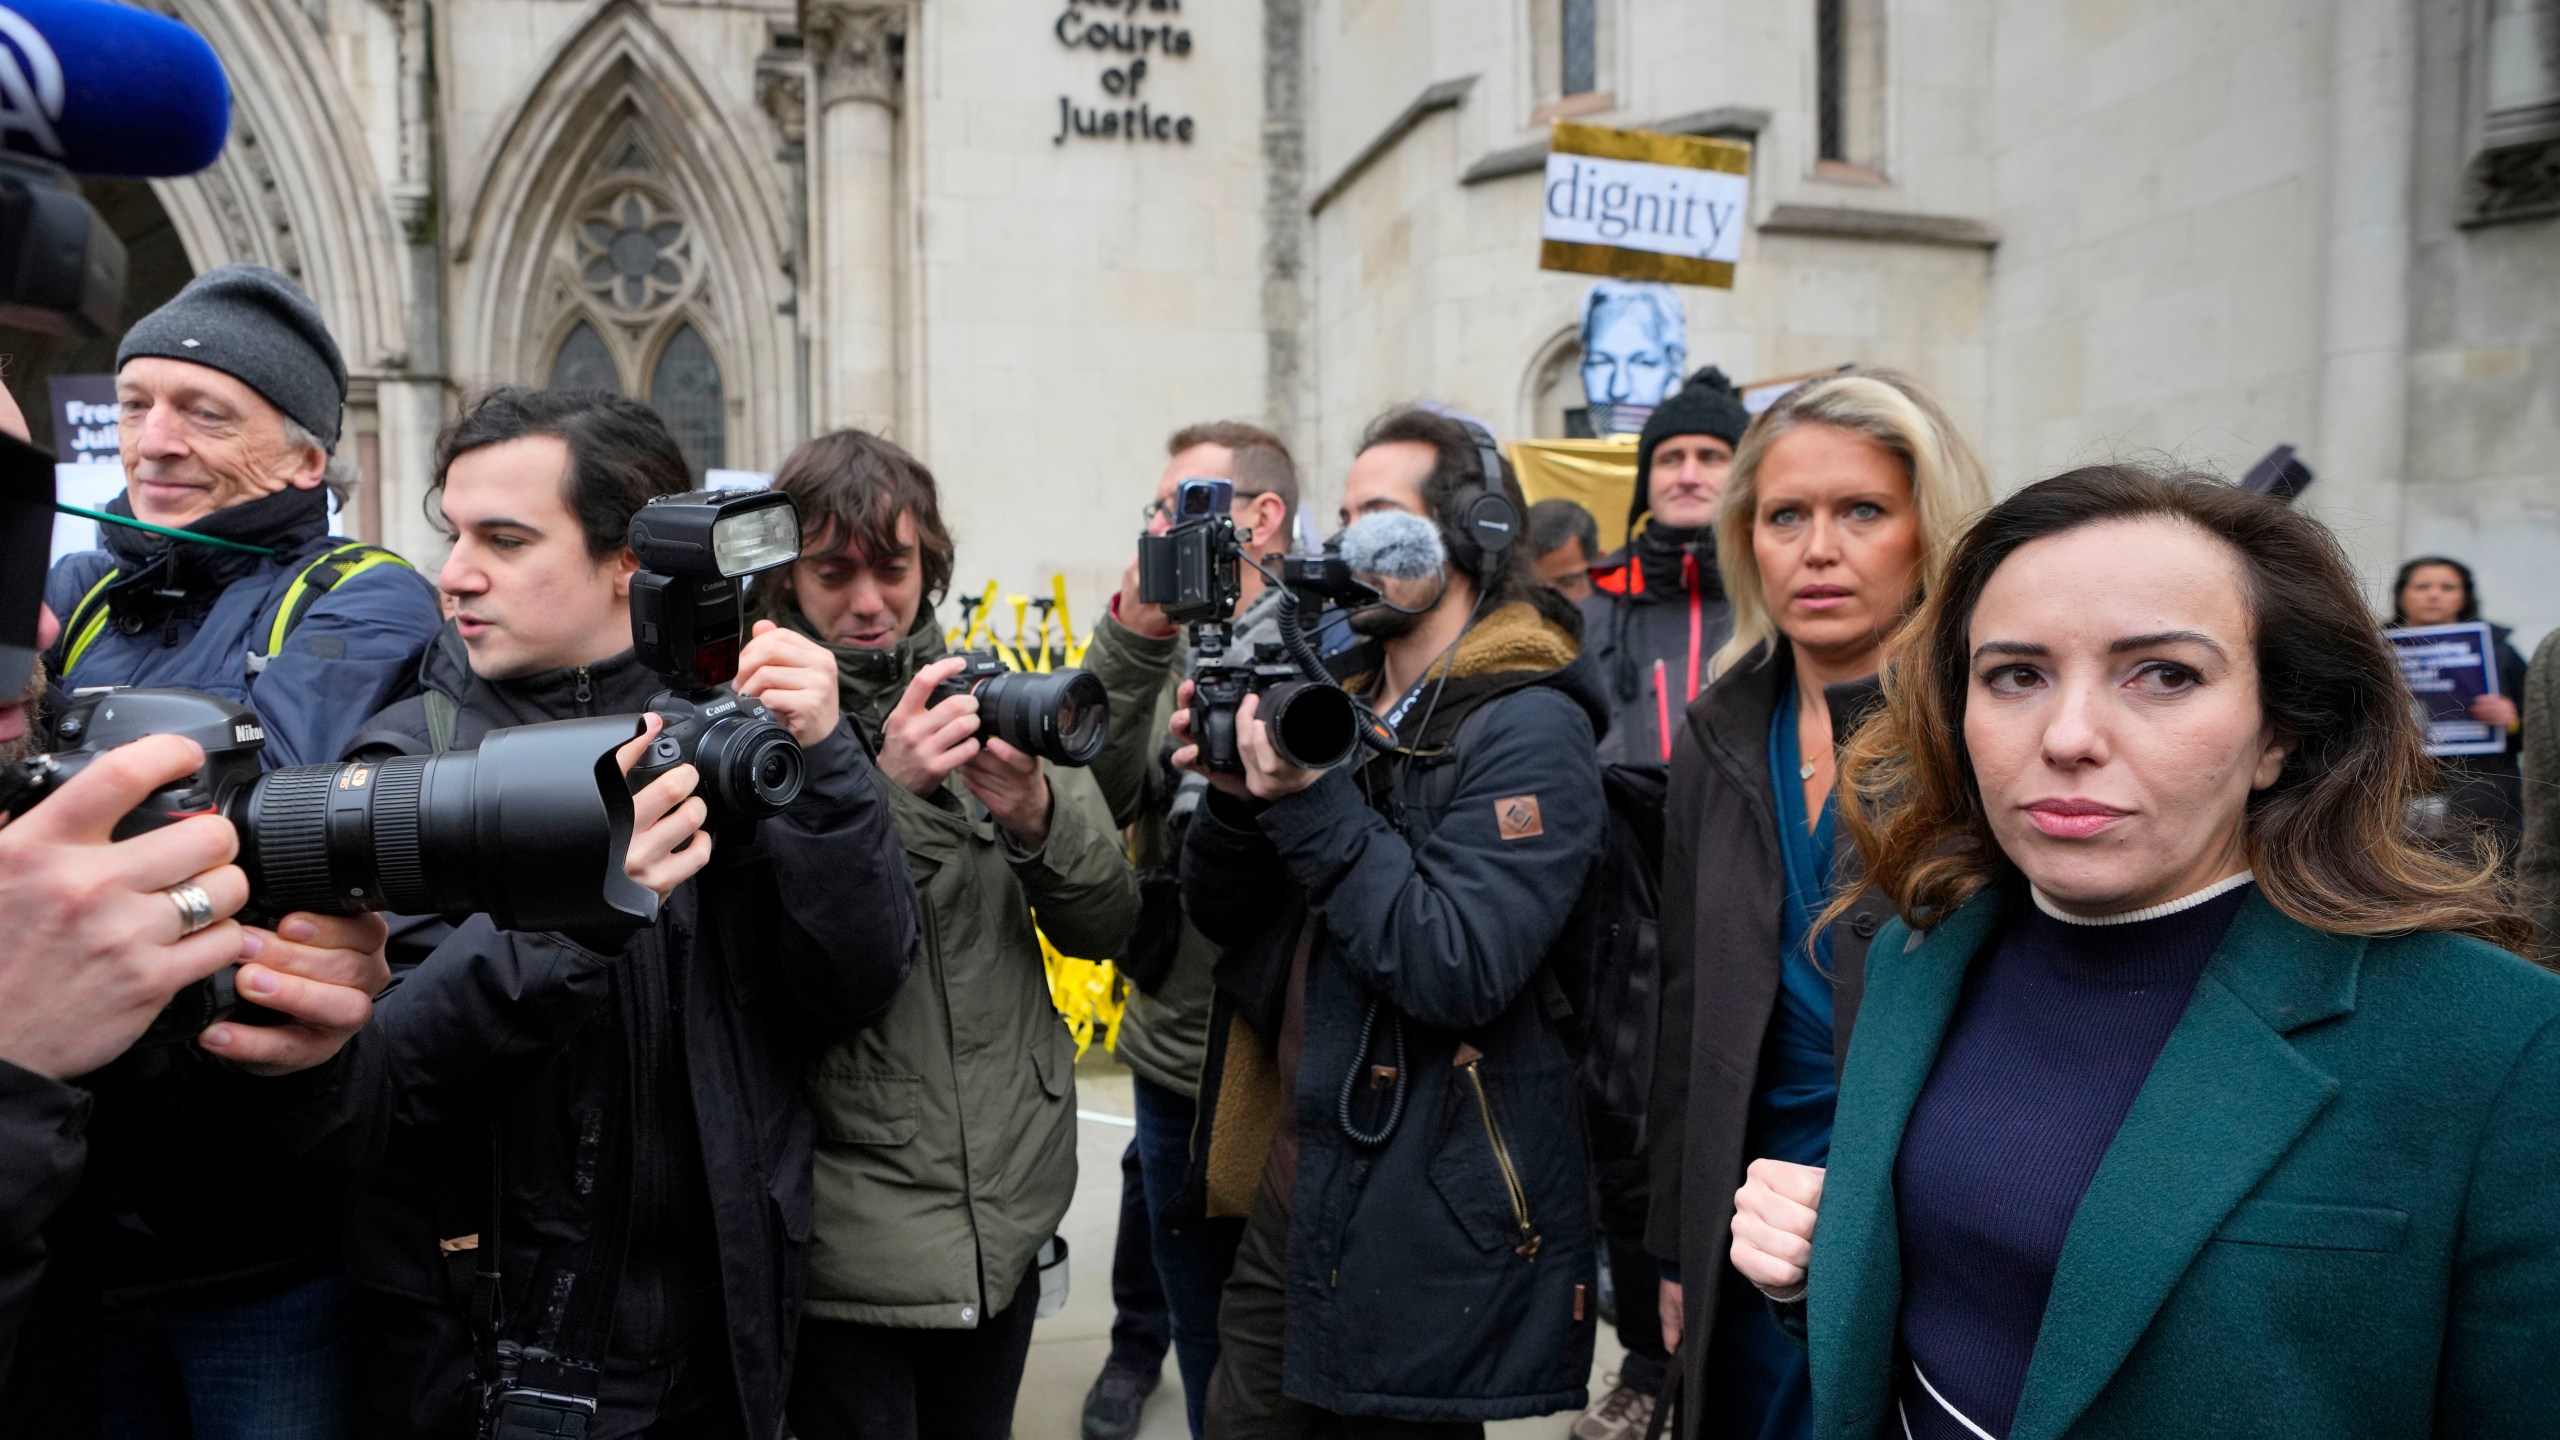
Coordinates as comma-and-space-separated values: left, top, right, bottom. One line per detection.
1806, 886, 2560, 1440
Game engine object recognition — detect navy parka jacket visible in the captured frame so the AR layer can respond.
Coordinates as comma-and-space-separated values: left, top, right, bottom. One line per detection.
1179, 602, 1608, 1423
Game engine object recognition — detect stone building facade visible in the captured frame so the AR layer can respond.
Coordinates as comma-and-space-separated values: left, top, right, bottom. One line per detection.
21, 0, 2560, 633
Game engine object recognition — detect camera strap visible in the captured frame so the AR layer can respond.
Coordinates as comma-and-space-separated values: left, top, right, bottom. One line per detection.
50, 541, 414, 679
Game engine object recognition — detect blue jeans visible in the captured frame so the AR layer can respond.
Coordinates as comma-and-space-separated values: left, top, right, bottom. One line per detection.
100, 1270, 353, 1440
1131, 1074, 1244, 1440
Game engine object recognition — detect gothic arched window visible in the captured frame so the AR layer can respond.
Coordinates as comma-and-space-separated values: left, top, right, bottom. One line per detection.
650, 323, 725, 478
548, 321, 622, 393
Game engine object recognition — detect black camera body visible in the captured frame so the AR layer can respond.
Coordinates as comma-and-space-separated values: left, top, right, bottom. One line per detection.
1188, 642, 1359, 774
1132, 478, 1372, 775
1136, 477, 1244, 628
926, 648, 1110, 768
624, 488, 811, 822
626, 687, 805, 820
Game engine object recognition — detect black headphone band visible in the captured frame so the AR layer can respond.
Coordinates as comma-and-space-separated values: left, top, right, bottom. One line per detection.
1445, 418, 1518, 580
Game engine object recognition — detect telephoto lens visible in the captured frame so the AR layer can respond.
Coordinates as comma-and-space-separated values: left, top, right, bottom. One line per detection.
928, 649, 1112, 767
8, 689, 656, 934
234, 715, 659, 932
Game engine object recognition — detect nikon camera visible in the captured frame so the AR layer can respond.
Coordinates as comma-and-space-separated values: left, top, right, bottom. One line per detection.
0, 689, 656, 1042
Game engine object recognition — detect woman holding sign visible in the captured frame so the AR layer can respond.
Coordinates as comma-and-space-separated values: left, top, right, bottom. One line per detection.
2388, 555, 2529, 859
1726, 467, 2559, 1439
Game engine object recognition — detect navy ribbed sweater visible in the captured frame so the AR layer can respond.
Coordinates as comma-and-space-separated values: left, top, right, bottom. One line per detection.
1890, 878, 2253, 1439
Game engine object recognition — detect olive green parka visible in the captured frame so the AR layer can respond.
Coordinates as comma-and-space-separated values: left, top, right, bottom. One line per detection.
791, 607, 1141, 1328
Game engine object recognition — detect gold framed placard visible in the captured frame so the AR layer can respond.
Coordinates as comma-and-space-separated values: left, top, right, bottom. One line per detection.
1539, 122, 1753, 288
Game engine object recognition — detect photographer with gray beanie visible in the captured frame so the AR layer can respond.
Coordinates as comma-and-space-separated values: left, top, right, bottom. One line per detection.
22, 263, 434, 1435
44, 263, 442, 768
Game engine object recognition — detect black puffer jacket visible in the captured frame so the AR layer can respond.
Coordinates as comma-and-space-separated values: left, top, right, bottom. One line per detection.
1181, 603, 1607, 1423
1578, 526, 1733, 767
342, 631, 917, 1439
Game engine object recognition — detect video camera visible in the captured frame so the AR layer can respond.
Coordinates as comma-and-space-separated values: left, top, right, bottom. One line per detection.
1135, 478, 1373, 774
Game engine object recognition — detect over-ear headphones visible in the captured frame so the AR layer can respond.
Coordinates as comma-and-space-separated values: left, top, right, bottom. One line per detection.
1444, 417, 1519, 581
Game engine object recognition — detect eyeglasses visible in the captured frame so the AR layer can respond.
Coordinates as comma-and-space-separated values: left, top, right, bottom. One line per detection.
1141, 490, 1269, 524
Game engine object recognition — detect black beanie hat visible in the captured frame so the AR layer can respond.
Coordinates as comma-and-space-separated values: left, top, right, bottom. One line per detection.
117, 264, 348, 450
1630, 366, 1750, 532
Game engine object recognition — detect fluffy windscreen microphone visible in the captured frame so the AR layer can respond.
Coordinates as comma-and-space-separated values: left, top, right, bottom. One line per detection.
1338, 510, 1445, 582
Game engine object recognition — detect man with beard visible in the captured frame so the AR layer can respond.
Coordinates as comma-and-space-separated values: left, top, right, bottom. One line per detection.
1173, 407, 1608, 1438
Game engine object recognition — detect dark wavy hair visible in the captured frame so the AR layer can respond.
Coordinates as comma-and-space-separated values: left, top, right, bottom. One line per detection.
1356, 406, 1581, 639
1830, 463, 2525, 951
430, 387, 691, 559
753, 428, 956, 611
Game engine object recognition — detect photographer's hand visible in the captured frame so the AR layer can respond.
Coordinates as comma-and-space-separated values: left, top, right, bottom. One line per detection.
1231, 692, 1323, 801
1115, 553, 1177, 640
617, 715, 712, 900
0, 734, 248, 1079
962, 738, 1052, 848
1167, 680, 1257, 801
736, 620, 843, 746
203, 913, 390, 1075
879, 657, 982, 798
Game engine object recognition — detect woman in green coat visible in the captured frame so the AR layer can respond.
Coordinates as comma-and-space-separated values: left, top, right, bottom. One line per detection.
1726, 465, 2558, 1440
750, 431, 1142, 1440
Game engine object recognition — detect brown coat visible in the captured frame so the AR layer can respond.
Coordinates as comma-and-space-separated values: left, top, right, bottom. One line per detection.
1642, 644, 1899, 1437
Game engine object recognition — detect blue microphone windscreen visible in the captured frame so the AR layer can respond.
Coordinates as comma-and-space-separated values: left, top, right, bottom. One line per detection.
0, 0, 230, 178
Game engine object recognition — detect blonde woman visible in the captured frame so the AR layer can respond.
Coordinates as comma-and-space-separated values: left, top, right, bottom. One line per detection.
1643, 369, 1989, 1440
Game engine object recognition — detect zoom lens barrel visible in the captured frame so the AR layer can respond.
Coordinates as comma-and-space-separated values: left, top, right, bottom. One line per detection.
1258, 680, 1360, 772
231, 716, 658, 933
695, 712, 804, 818
975, 669, 1111, 767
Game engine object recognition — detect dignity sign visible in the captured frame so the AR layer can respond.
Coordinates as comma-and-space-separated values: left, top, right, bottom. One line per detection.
1540, 122, 1752, 289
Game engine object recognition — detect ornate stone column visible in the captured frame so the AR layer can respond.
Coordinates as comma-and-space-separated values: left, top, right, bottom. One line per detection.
803, 2, 906, 433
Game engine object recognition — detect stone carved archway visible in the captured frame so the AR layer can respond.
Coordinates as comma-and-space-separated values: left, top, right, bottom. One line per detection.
452, 0, 795, 471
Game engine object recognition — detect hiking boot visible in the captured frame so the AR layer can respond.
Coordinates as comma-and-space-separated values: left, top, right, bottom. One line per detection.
1571, 1373, 1658, 1440
1081, 1363, 1159, 1440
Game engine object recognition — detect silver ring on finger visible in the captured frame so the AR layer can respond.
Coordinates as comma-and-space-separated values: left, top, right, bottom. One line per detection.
164, 881, 218, 937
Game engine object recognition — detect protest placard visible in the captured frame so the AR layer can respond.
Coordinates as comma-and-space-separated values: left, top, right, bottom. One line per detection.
2389, 621, 2508, 757
1541, 122, 1752, 289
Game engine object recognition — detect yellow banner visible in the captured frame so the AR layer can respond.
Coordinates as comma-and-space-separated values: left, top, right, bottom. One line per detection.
1510, 436, 1642, 554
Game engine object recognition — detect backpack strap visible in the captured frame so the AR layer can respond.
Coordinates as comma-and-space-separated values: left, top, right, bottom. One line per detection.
422, 689, 461, 755
50, 566, 121, 677
246, 542, 416, 676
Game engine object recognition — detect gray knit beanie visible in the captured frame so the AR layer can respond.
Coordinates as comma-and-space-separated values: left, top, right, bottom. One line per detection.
116, 264, 347, 450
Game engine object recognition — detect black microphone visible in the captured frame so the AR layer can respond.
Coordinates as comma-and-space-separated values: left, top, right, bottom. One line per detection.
0, 0, 231, 178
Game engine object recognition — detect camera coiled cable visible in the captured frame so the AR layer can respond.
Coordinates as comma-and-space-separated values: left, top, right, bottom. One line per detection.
1335, 995, 1408, 1149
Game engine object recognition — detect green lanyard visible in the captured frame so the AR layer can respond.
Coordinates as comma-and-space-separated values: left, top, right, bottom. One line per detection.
56, 502, 279, 558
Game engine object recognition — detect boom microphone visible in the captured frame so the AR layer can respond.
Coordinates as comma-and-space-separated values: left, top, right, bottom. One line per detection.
0, 0, 232, 178
1338, 510, 1447, 583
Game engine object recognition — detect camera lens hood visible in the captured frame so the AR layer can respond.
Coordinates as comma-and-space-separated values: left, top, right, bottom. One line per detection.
237, 715, 659, 933
979, 668, 1112, 768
